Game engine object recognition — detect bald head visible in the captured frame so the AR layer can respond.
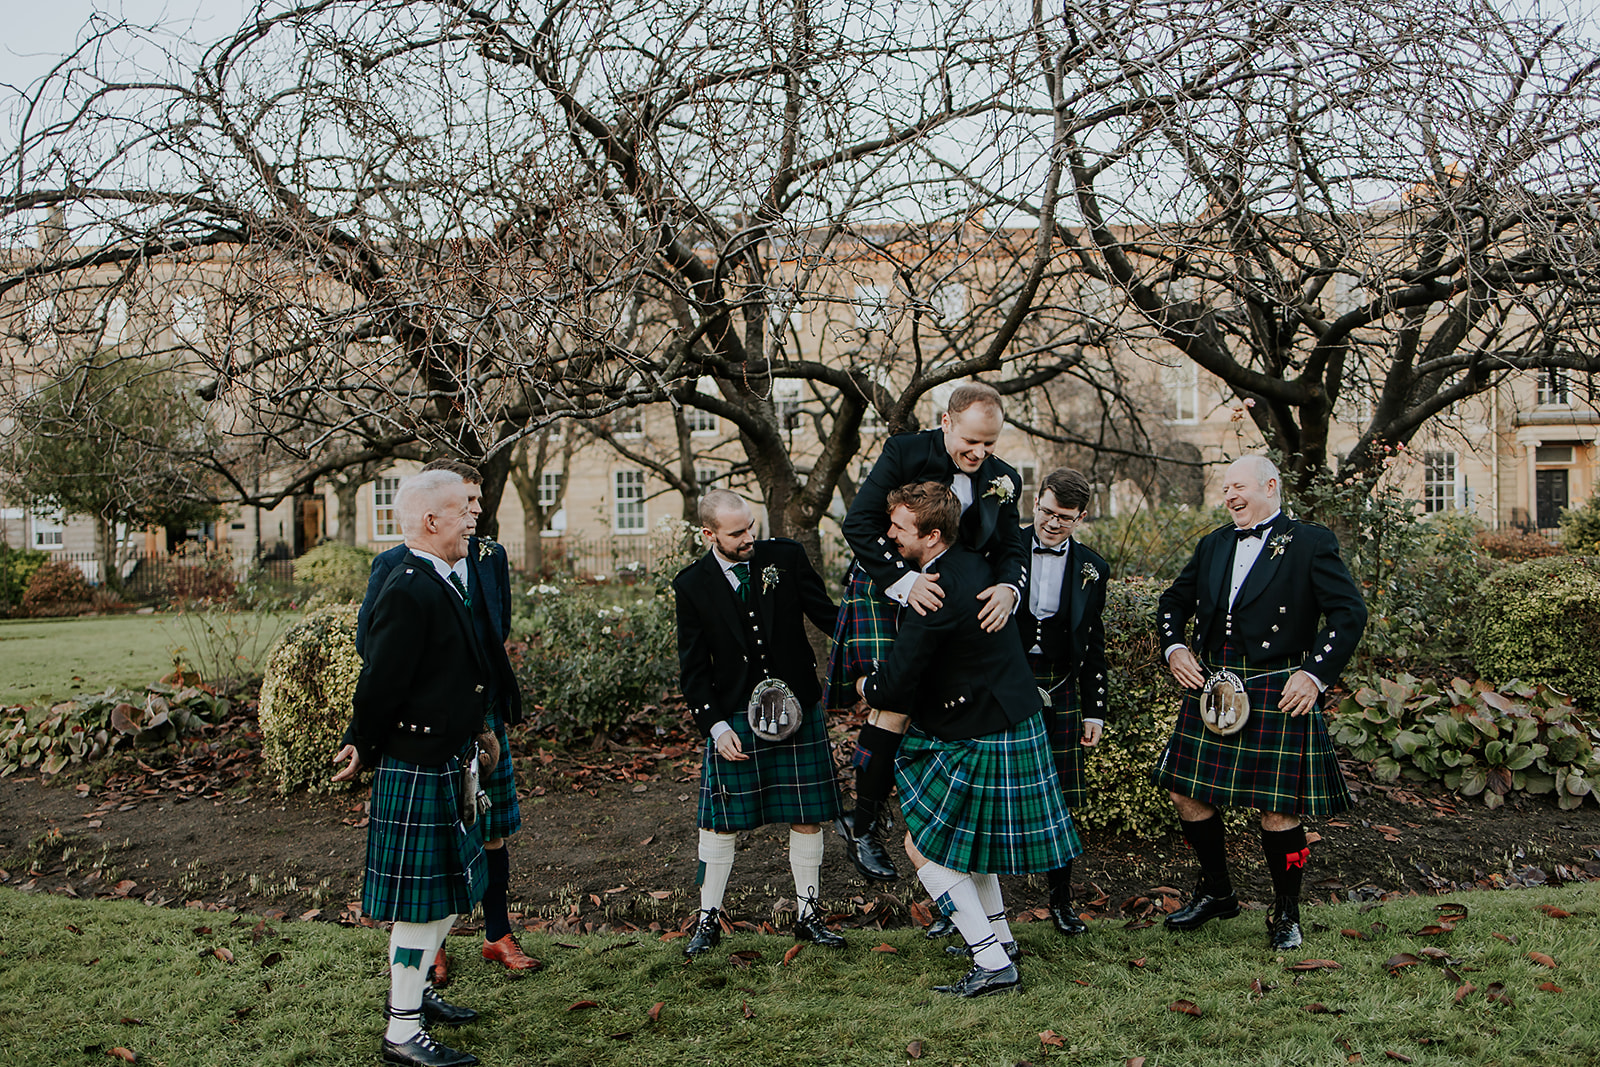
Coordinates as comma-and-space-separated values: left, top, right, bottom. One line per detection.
398, 469, 475, 562
1222, 454, 1281, 529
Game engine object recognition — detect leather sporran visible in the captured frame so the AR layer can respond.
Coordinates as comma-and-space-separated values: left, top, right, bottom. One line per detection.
459, 744, 492, 827
1200, 669, 1251, 736
476, 729, 500, 773
747, 678, 803, 742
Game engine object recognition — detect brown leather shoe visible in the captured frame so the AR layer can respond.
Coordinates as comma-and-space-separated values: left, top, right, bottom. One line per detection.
429, 945, 449, 988
481, 933, 543, 971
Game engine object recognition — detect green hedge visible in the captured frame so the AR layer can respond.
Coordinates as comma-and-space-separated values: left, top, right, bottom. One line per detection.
1469, 555, 1600, 711
257, 604, 362, 793
292, 542, 376, 606
0, 544, 49, 614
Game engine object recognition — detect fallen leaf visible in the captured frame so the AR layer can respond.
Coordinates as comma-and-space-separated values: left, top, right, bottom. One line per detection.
1040, 1030, 1066, 1047
1123, 918, 1154, 931
1537, 905, 1571, 918
740, 1000, 754, 1019
1526, 951, 1557, 969
1492, 932, 1519, 945
589, 894, 602, 907
1126, 1059, 1146, 1067
106, 1049, 137, 1063
1341, 929, 1368, 940
1384, 1053, 1414, 1063
260, 952, 282, 968
1384, 953, 1423, 971
192, 926, 212, 936
1169, 999, 1202, 1017
781, 944, 803, 966
870, 943, 898, 953
1538, 981, 1563, 993
728, 950, 762, 968
567, 1001, 599, 1011
648, 1002, 664, 1022
1288, 959, 1343, 972
1435, 903, 1469, 921
1453, 982, 1476, 1004
1249, 977, 1277, 994
648, 891, 672, 900
1413, 924, 1454, 936
1484, 981, 1514, 1006
909, 902, 933, 927
1373, 824, 1403, 835
1129, 957, 1147, 968
906, 1040, 924, 1059
608, 1031, 634, 1040
1301, 1003, 1345, 1015
212, 947, 234, 964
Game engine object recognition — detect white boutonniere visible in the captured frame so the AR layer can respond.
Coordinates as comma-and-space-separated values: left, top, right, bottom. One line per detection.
761, 564, 782, 593
1268, 532, 1293, 559
983, 475, 1015, 503
477, 536, 499, 561
1080, 562, 1101, 589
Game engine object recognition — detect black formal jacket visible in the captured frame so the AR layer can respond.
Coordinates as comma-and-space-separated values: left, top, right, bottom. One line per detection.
861, 543, 1042, 741
842, 428, 1028, 595
1157, 514, 1368, 682
673, 538, 839, 737
1018, 529, 1110, 721
349, 550, 492, 767
357, 536, 521, 725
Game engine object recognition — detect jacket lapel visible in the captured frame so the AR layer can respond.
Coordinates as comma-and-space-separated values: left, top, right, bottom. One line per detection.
1233, 515, 1294, 610
750, 545, 778, 640
1203, 528, 1231, 613
701, 552, 749, 651
1067, 542, 1088, 635
407, 550, 489, 673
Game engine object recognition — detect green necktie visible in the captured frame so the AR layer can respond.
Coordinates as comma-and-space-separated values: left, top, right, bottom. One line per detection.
732, 562, 750, 602
448, 570, 471, 608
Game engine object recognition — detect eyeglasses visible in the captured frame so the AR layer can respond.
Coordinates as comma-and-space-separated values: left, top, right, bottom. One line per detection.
1035, 505, 1086, 529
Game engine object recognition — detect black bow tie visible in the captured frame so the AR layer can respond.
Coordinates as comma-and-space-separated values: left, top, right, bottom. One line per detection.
1033, 543, 1067, 556
1234, 526, 1266, 540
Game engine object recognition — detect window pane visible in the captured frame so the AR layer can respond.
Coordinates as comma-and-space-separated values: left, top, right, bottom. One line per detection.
372, 476, 401, 538
615, 470, 646, 531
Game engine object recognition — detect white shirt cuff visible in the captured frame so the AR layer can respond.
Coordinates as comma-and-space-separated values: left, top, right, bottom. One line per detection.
1304, 672, 1328, 693
1084, 718, 1104, 727
1000, 583, 1021, 614
1163, 643, 1186, 662
710, 721, 734, 741
885, 571, 918, 605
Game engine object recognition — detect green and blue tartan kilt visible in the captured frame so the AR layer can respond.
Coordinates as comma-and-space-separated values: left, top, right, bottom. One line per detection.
480, 713, 522, 842
1150, 642, 1351, 818
823, 563, 898, 709
1031, 656, 1089, 807
362, 753, 488, 923
895, 712, 1082, 874
698, 702, 842, 831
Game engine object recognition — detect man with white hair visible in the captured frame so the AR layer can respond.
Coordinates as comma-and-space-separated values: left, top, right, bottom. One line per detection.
1154, 454, 1367, 951
333, 470, 492, 1067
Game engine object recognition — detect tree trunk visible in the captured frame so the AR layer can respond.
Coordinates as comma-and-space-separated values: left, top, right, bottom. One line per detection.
334, 481, 359, 544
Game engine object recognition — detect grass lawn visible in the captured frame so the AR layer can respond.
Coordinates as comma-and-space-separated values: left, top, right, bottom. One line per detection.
2, 882, 1596, 1066
0, 613, 293, 708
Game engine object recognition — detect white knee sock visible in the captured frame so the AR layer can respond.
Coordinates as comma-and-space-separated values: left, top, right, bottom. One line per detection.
789, 829, 825, 919
385, 913, 455, 1043
971, 873, 1015, 946
698, 830, 737, 913
916, 861, 1010, 971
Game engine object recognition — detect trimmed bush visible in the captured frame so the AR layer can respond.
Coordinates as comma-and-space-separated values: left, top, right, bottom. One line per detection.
257, 604, 362, 793
1469, 556, 1600, 711
21, 559, 94, 618
292, 542, 376, 605
1559, 495, 1600, 555
1076, 505, 1229, 582
0, 544, 49, 615
1478, 526, 1562, 561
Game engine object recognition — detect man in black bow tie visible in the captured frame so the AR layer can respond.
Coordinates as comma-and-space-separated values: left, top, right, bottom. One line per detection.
1153, 455, 1366, 951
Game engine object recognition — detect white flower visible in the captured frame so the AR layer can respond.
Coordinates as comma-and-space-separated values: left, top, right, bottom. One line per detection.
761, 564, 782, 593
601, 625, 612, 635
476, 537, 499, 561
1080, 562, 1101, 589
1269, 532, 1294, 558
983, 475, 1016, 503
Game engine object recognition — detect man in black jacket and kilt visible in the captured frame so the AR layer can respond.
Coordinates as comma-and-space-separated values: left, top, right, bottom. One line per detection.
672, 490, 846, 958
828, 382, 1029, 882
1154, 455, 1367, 951
332, 470, 493, 1067
857, 482, 1080, 998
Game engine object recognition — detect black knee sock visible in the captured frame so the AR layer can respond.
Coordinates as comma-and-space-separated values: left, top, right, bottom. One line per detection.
1047, 859, 1073, 903
1260, 824, 1308, 902
483, 845, 511, 943
1179, 813, 1232, 895
852, 724, 903, 817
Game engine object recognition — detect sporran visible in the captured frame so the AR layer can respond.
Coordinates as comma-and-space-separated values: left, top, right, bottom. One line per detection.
747, 678, 803, 742
459, 744, 492, 826
1200, 669, 1251, 736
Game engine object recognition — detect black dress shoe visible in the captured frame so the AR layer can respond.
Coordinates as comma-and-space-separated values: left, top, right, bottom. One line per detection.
1268, 897, 1302, 950
683, 908, 722, 958
924, 915, 958, 939
1164, 890, 1240, 931
794, 912, 846, 948
420, 987, 477, 1026
934, 962, 1022, 998
945, 941, 1022, 964
381, 1030, 478, 1067
837, 812, 898, 882
1049, 902, 1088, 937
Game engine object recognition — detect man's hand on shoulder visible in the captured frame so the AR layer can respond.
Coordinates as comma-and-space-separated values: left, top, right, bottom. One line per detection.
975, 584, 1017, 632
907, 572, 944, 616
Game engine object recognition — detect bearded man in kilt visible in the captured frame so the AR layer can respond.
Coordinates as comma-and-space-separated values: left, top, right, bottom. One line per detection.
333, 470, 494, 1067
1154, 455, 1367, 951
828, 382, 1029, 883
351, 459, 540, 985
857, 483, 1080, 998
673, 490, 847, 958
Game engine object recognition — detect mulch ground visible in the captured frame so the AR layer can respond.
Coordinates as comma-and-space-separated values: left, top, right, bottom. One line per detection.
3, 711, 1599, 940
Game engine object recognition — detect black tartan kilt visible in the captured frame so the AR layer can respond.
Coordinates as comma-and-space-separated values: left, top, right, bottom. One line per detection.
362, 754, 488, 923
480, 713, 521, 842
1031, 656, 1089, 807
823, 564, 897, 709
697, 702, 841, 831
1150, 643, 1351, 818
896, 713, 1081, 875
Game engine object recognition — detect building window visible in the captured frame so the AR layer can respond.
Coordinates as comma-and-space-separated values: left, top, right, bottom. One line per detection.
538, 470, 563, 508
612, 410, 644, 437
31, 514, 64, 550
1423, 451, 1457, 513
695, 467, 720, 495
685, 407, 718, 434
172, 293, 207, 342
773, 379, 803, 429
614, 470, 647, 532
1537, 369, 1571, 406
1018, 464, 1038, 515
854, 284, 889, 332
372, 476, 402, 539
1165, 362, 1199, 423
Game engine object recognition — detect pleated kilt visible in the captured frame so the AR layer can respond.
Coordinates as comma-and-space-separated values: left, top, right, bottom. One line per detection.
480, 712, 522, 842
363, 753, 487, 923
823, 562, 897, 709
1151, 642, 1351, 817
896, 712, 1082, 875
1032, 656, 1088, 807
698, 702, 841, 831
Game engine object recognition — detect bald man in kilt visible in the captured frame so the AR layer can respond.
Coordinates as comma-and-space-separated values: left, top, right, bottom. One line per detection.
828, 382, 1028, 883
1155, 455, 1367, 951
673, 490, 847, 958
333, 470, 493, 1067
857, 483, 1080, 998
